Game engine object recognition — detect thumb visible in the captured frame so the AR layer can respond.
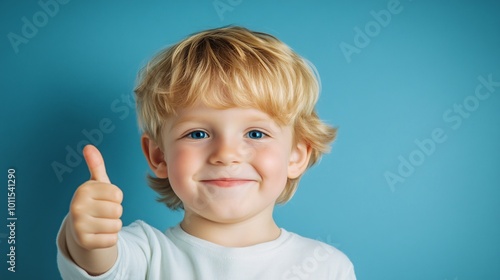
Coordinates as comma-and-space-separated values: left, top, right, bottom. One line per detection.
83, 145, 111, 183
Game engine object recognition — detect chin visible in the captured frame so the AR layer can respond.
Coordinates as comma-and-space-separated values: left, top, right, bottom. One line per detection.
202, 204, 261, 223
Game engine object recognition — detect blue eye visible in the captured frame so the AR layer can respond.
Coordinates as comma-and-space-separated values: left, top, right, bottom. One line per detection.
247, 130, 265, 139
187, 130, 208, 139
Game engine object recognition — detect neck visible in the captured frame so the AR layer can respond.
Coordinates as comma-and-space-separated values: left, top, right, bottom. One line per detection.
180, 206, 281, 247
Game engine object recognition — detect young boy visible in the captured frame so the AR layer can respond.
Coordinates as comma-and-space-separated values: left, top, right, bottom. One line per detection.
57, 26, 356, 279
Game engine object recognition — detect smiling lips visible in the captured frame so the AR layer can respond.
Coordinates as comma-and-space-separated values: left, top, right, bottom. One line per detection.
200, 178, 255, 188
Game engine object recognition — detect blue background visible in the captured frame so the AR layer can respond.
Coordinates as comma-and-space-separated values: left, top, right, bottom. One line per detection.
1, 0, 499, 279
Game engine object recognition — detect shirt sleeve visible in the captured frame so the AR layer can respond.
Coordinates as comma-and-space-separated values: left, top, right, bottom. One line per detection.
56, 217, 150, 280
342, 264, 357, 280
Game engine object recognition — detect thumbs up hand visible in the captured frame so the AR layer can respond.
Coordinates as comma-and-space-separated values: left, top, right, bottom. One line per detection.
67, 145, 123, 251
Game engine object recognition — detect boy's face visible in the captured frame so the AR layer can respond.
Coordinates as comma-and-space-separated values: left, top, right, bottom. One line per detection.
143, 103, 310, 224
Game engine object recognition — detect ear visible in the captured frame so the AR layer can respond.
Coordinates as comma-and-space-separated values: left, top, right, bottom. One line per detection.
141, 133, 168, 178
288, 141, 312, 179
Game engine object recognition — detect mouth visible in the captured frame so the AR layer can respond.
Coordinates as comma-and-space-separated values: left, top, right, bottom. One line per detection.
200, 178, 255, 188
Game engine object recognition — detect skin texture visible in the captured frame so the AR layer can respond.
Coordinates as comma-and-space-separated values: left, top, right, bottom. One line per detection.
142, 104, 311, 247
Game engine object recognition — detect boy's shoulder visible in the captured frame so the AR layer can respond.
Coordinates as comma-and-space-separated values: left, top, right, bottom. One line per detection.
281, 228, 353, 264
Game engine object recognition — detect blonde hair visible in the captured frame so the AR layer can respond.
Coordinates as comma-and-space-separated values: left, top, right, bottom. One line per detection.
135, 26, 336, 210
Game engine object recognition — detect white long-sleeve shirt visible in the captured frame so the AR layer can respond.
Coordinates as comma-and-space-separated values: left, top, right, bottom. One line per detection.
57, 219, 356, 280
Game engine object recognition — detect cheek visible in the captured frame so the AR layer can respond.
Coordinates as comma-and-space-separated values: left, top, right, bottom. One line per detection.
166, 145, 202, 189
254, 145, 290, 186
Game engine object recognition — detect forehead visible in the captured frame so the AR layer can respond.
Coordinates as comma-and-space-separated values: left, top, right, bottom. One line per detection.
170, 104, 276, 124
165, 76, 294, 127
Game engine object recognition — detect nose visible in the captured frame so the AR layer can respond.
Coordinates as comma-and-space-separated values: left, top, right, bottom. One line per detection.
208, 136, 245, 166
